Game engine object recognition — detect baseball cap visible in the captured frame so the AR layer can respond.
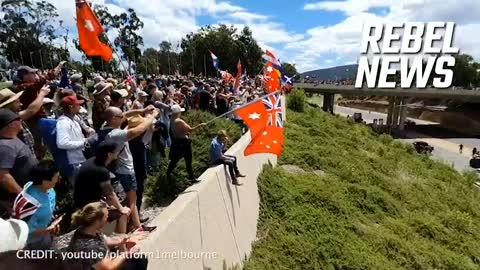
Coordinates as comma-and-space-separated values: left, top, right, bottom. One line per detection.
42, 97, 54, 105
94, 75, 104, 84
61, 95, 85, 106
16, 66, 38, 80
138, 90, 148, 97
171, 104, 185, 114
70, 73, 83, 83
0, 109, 20, 130
114, 89, 129, 98
0, 218, 29, 252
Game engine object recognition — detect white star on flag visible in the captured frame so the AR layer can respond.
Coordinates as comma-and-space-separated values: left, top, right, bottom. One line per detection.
266, 66, 273, 72
248, 112, 261, 120
84, 20, 95, 32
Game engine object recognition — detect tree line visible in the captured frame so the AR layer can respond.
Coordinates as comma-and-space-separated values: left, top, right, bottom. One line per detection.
0, 0, 299, 77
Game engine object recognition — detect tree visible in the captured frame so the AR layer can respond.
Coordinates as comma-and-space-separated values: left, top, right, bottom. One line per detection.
282, 62, 298, 76
113, 8, 144, 71
452, 54, 479, 88
0, 0, 69, 68
180, 24, 263, 77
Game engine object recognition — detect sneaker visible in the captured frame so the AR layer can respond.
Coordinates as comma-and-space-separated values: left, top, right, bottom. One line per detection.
232, 179, 243, 186
134, 225, 157, 233
235, 173, 246, 178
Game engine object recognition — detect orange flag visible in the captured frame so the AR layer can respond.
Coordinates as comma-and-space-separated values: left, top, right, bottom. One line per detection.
235, 92, 284, 156
264, 62, 281, 93
233, 59, 242, 95
76, 0, 113, 62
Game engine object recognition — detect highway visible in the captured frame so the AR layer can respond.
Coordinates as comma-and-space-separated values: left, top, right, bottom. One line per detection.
334, 106, 477, 172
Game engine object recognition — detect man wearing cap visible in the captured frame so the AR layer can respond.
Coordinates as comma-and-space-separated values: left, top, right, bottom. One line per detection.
14, 62, 65, 159
132, 90, 149, 110
70, 73, 84, 95
167, 105, 206, 186
102, 106, 158, 232
111, 89, 129, 111
56, 95, 96, 185
0, 86, 50, 158
0, 109, 38, 218
92, 82, 113, 130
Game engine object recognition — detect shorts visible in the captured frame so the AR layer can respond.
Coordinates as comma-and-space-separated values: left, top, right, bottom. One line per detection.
114, 173, 137, 192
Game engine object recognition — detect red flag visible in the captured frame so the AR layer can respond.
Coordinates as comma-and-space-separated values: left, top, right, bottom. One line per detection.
233, 59, 242, 95
265, 62, 281, 93
76, 0, 113, 62
235, 92, 284, 156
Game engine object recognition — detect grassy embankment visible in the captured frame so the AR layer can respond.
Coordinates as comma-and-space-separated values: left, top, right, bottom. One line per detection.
245, 104, 480, 269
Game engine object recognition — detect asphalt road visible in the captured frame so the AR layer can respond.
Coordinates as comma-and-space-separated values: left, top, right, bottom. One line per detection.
334, 106, 477, 172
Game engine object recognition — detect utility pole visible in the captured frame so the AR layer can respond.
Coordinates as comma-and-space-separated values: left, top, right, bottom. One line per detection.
204, 54, 207, 77
168, 51, 171, 75
39, 50, 44, 70
191, 47, 195, 75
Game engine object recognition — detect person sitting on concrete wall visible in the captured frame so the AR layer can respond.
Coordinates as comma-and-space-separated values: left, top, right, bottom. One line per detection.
210, 130, 245, 186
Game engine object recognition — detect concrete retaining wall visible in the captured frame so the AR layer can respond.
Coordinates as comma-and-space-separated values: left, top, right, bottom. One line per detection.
138, 132, 278, 270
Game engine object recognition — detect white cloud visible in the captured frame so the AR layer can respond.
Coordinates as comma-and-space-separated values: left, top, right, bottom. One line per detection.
229, 11, 268, 23
296, 0, 480, 72
304, 0, 389, 15
26, 0, 480, 73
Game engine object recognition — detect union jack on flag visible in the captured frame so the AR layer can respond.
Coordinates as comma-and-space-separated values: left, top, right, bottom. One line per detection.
13, 182, 40, 220
262, 92, 283, 128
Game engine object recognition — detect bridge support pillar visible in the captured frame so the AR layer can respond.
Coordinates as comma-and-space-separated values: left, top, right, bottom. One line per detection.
392, 97, 401, 128
322, 93, 335, 114
398, 98, 408, 131
386, 97, 395, 126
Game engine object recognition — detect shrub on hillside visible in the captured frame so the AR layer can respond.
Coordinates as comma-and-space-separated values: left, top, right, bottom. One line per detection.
245, 107, 480, 269
145, 110, 241, 204
287, 88, 306, 112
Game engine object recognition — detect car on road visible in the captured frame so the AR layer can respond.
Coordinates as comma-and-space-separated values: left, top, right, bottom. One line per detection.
470, 154, 480, 169
413, 141, 434, 154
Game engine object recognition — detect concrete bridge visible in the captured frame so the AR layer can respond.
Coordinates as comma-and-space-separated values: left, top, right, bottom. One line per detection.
294, 83, 480, 130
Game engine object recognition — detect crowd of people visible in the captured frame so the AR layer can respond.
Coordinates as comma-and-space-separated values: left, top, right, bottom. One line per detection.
0, 62, 263, 269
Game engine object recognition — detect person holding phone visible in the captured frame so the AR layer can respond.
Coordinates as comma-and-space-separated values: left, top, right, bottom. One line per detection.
13, 160, 61, 249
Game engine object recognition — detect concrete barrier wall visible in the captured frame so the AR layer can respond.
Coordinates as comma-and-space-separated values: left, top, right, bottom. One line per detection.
138, 132, 278, 270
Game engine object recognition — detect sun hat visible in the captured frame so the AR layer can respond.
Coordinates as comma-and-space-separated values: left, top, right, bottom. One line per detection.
0, 89, 24, 108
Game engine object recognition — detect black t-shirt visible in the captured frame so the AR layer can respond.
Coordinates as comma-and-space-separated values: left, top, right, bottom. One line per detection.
199, 90, 211, 111
74, 158, 110, 209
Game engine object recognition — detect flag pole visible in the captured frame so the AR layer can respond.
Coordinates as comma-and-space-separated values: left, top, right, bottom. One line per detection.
205, 90, 280, 125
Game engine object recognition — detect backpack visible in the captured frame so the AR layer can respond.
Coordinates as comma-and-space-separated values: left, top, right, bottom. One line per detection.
87, 127, 114, 156
39, 118, 71, 177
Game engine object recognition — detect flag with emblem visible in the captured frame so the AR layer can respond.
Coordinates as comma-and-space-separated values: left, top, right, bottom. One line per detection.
264, 62, 281, 93
76, 0, 113, 62
235, 91, 284, 156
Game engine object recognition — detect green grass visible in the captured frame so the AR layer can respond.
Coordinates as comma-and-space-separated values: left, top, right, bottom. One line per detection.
244, 108, 480, 270
0, 81, 13, 89
145, 110, 241, 204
